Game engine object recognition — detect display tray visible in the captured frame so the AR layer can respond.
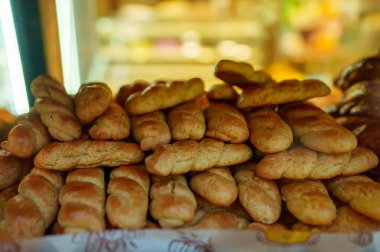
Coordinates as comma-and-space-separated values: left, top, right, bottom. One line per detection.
1, 230, 379, 252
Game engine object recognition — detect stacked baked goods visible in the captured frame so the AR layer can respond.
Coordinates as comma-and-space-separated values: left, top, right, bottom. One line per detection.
0, 59, 379, 241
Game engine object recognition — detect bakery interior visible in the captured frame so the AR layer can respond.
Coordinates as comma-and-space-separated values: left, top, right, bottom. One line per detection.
1, 0, 380, 248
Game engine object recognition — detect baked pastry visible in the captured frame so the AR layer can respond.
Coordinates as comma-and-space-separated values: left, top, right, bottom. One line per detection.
281, 179, 336, 225
237, 79, 330, 109
58, 168, 105, 233
0, 185, 18, 219
0, 150, 25, 190
34, 140, 145, 170
145, 138, 253, 176
106, 165, 149, 229
256, 147, 378, 179
115, 80, 150, 106
75, 82, 113, 124
125, 78, 204, 115
205, 102, 249, 143
150, 175, 196, 228
190, 167, 238, 207
131, 111, 171, 151
187, 210, 249, 229
89, 102, 131, 140
245, 108, 293, 153
279, 103, 357, 153
207, 84, 238, 101
167, 100, 206, 141
247, 222, 288, 232
1, 111, 51, 158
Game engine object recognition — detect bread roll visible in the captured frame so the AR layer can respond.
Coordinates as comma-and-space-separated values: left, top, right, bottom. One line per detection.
34, 140, 145, 171
1, 111, 51, 158
125, 78, 204, 115
205, 103, 249, 143
131, 111, 171, 151
237, 79, 330, 109
280, 103, 357, 153
281, 180, 336, 225
58, 168, 105, 233
246, 108, 293, 153
0, 150, 24, 190
256, 147, 378, 179
247, 222, 288, 232
89, 102, 131, 140
167, 100, 206, 141
115, 80, 150, 106
0, 185, 18, 220
207, 84, 238, 101
327, 175, 380, 222
187, 210, 249, 229
75, 82, 113, 124
145, 138, 253, 176
106, 165, 149, 229
150, 175, 196, 228
190, 167, 238, 207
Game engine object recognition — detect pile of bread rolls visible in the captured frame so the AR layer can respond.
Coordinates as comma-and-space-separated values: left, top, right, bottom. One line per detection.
0, 59, 379, 241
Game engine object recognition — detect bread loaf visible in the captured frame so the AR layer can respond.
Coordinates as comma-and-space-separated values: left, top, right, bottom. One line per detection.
205, 102, 249, 143
150, 175, 196, 228
207, 84, 238, 101
125, 78, 204, 115
89, 102, 131, 140
256, 147, 378, 179
280, 103, 357, 153
75, 82, 113, 124
58, 168, 105, 233
131, 111, 171, 151
115, 80, 150, 106
246, 108, 293, 153
145, 138, 253, 176
187, 210, 249, 229
106, 165, 149, 229
34, 140, 145, 170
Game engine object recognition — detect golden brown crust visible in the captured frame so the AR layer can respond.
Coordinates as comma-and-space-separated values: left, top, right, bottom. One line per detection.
34, 140, 145, 171
106, 165, 149, 229
125, 78, 204, 115
207, 84, 238, 101
115, 80, 150, 106
0, 185, 18, 220
0, 150, 23, 190
145, 138, 253, 176
131, 111, 171, 151
205, 103, 249, 143
247, 222, 288, 232
187, 210, 249, 229
246, 108, 293, 153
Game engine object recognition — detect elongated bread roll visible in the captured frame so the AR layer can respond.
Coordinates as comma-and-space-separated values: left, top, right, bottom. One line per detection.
207, 84, 238, 101
281, 180, 336, 225
75, 82, 113, 124
34, 140, 145, 171
150, 175, 196, 228
145, 138, 253, 176
190, 167, 238, 207
246, 108, 293, 153
89, 102, 131, 140
125, 78, 204, 115
205, 103, 249, 143
256, 147, 378, 179
115, 80, 150, 106
167, 100, 206, 140
58, 168, 105, 233
187, 210, 249, 229
106, 165, 149, 229
280, 103, 357, 153
131, 111, 171, 151
327, 175, 380, 222
0, 168, 63, 240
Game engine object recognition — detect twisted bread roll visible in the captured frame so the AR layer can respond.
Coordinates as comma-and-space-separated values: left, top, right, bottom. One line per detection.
327, 175, 380, 222
1, 111, 51, 158
115, 80, 150, 106
246, 108, 293, 153
31, 75, 81, 141
89, 102, 131, 140
75, 82, 113, 124
34, 140, 145, 171
150, 175, 196, 228
0, 168, 63, 240
145, 138, 253, 176
281, 180, 336, 225
58, 168, 105, 233
280, 103, 357, 153
205, 103, 249, 143
131, 111, 171, 151
187, 210, 249, 229
234, 164, 281, 224
106, 165, 149, 229
0, 185, 18, 219
125, 78, 204, 115
207, 84, 238, 101
167, 100, 206, 141
256, 147, 378, 179
190, 167, 238, 207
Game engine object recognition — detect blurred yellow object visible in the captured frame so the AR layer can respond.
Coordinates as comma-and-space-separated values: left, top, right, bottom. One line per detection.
265, 229, 317, 244
267, 61, 304, 82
